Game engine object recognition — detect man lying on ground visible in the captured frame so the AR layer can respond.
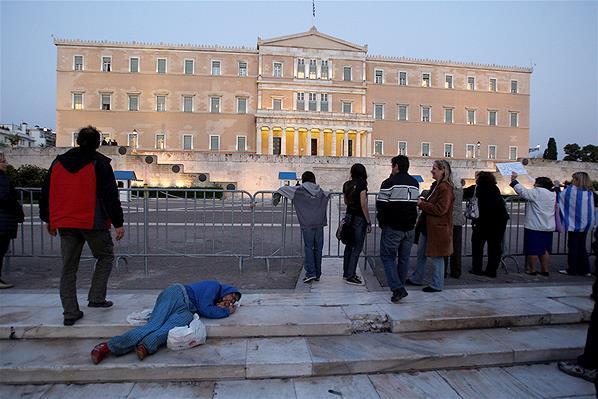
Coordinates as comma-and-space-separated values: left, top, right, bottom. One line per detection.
91, 279, 240, 364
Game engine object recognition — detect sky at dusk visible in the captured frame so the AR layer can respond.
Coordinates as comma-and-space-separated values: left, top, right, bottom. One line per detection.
1, 1, 596, 156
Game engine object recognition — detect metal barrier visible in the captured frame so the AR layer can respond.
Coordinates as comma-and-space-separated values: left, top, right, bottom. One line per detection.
8, 188, 595, 275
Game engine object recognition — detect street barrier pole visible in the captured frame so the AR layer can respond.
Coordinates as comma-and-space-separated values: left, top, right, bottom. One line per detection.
143, 184, 149, 275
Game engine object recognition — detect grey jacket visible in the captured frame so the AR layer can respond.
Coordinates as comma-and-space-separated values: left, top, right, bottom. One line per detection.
274, 182, 330, 229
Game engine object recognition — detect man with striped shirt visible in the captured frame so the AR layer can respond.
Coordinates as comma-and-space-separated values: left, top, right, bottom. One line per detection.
376, 155, 420, 303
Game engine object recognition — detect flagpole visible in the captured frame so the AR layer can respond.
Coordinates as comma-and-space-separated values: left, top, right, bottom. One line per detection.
312, 0, 316, 26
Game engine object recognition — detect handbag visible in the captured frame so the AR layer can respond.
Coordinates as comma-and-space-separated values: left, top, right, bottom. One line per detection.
336, 214, 354, 245
464, 186, 479, 219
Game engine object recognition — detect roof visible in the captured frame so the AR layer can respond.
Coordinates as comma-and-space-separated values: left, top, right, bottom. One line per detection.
278, 172, 298, 180
114, 170, 138, 180
413, 175, 424, 183
258, 26, 367, 52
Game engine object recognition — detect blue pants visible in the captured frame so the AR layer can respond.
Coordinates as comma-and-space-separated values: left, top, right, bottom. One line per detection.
108, 284, 194, 355
410, 233, 445, 290
302, 227, 324, 279
343, 215, 367, 279
380, 228, 414, 291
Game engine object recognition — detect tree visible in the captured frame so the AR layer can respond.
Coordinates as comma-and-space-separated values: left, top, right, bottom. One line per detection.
579, 144, 598, 163
6, 165, 47, 188
7, 134, 21, 147
542, 137, 558, 160
563, 143, 581, 161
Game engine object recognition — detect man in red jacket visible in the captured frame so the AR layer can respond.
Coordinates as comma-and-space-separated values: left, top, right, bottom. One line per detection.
40, 126, 125, 326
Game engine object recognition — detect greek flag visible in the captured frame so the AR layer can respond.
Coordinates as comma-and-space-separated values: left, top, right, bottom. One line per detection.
558, 185, 596, 232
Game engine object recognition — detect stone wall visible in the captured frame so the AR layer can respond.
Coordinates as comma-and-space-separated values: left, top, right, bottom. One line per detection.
4, 147, 597, 193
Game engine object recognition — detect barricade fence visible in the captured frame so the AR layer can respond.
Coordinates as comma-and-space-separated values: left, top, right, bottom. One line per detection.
9, 188, 594, 274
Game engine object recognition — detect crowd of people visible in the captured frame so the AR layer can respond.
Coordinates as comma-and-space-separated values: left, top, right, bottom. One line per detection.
0, 125, 595, 380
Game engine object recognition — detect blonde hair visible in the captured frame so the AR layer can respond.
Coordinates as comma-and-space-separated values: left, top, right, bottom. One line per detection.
433, 159, 454, 187
571, 172, 594, 191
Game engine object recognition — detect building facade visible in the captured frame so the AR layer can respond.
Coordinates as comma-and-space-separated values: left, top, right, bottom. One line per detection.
0, 122, 56, 148
55, 27, 530, 160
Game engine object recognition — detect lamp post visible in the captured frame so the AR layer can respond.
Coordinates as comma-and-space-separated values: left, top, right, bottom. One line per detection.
477, 141, 481, 160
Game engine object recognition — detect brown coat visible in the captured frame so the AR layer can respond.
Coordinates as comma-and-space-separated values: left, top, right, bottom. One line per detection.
418, 181, 455, 257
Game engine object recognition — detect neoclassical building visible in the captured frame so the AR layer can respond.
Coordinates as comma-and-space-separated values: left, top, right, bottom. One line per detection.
55, 27, 530, 160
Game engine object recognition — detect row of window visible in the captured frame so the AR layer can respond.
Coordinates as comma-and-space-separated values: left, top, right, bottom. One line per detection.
375, 104, 520, 127
72, 55, 520, 93
373, 141, 518, 160
74, 55, 248, 77
72, 93, 248, 114
374, 70, 519, 93
78, 131, 246, 152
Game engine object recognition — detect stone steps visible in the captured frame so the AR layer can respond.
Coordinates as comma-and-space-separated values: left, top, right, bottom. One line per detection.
0, 324, 587, 384
0, 285, 593, 340
2, 362, 596, 398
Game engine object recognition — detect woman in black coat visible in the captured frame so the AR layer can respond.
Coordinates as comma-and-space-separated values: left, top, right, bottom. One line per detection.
463, 171, 509, 278
0, 153, 24, 289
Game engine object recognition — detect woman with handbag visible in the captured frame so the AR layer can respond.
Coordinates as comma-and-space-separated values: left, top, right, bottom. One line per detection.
463, 171, 509, 278
408, 160, 454, 292
0, 153, 24, 289
341, 163, 372, 286
556, 172, 596, 276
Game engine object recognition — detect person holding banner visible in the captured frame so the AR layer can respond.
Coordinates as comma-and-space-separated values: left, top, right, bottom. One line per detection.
556, 172, 596, 277
510, 172, 556, 276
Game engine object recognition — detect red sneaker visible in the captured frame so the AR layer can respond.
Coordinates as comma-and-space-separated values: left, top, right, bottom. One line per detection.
135, 344, 149, 361
91, 342, 110, 365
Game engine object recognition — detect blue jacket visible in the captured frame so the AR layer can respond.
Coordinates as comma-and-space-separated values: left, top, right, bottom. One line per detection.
184, 280, 241, 319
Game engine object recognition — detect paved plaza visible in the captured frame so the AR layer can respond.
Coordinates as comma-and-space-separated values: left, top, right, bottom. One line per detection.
0, 258, 595, 397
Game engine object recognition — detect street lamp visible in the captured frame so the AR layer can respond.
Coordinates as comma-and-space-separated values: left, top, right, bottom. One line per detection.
476, 141, 481, 159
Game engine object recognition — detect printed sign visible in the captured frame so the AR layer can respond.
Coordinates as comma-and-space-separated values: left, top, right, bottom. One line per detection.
495, 162, 528, 176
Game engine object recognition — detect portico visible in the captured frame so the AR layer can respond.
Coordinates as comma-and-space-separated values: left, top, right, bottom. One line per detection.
256, 110, 373, 157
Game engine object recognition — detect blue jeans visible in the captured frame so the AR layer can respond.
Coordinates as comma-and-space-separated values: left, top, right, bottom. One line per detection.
108, 284, 194, 355
343, 215, 367, 278
302, 227, 324, 278
380, 228, 414, 291
410, 233, 445, 290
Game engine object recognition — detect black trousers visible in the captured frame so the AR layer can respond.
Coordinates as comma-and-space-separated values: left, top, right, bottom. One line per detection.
0, 236, 11, 279
471, 223, 506, 275
444, 225, 462, 277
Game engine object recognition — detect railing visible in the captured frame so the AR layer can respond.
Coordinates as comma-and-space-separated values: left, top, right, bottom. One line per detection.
8, 188, 595, 275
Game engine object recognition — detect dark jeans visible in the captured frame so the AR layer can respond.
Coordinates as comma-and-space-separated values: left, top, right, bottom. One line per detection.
0, 236, 10, 279
471, 223, 506, 275
567, 232, 590, 275
380, 228, 414, 291
59, 228, 114, 318
343, 215, 367, 279
444, 225, 462, 277
302, 227, 324, 279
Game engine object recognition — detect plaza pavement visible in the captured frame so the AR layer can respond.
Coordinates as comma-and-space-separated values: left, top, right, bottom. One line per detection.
0, 258, 595, 397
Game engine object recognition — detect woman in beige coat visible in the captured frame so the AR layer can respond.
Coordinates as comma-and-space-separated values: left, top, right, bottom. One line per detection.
407, 160, 455, 292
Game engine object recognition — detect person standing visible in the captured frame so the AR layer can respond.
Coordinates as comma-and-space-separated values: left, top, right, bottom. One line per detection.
273, 171, 330, 283
342, 163, 372, 286
510, 173, 555, 276
408, 160, 454, 292
40, 126, 125, 326
0, 153, 24, 289
445, 179, 465, 279
376, 155, 419, 302
463, 172, 509, 278
556, 172, 596, 277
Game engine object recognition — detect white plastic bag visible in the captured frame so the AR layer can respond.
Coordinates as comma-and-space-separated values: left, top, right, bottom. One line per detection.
126, 309, 153, 326
166, 314, 207, 351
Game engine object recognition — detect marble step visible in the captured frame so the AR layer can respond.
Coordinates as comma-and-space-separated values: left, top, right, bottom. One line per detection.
1, 362, 596, 399
0, 293, 592, 340
0, 324, 587, 384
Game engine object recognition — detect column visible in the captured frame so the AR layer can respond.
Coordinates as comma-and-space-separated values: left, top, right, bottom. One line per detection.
293, 127, 299, 155
356, 131, 361, 157
267, 128, 273, 155
256, 126, 262, 155
319, 129, 324, 156
306, 129, 312, 156
367, 130, 372, 158
331, 130, 337, 157
343, 130, 349, 157
281, 128, 287, 155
